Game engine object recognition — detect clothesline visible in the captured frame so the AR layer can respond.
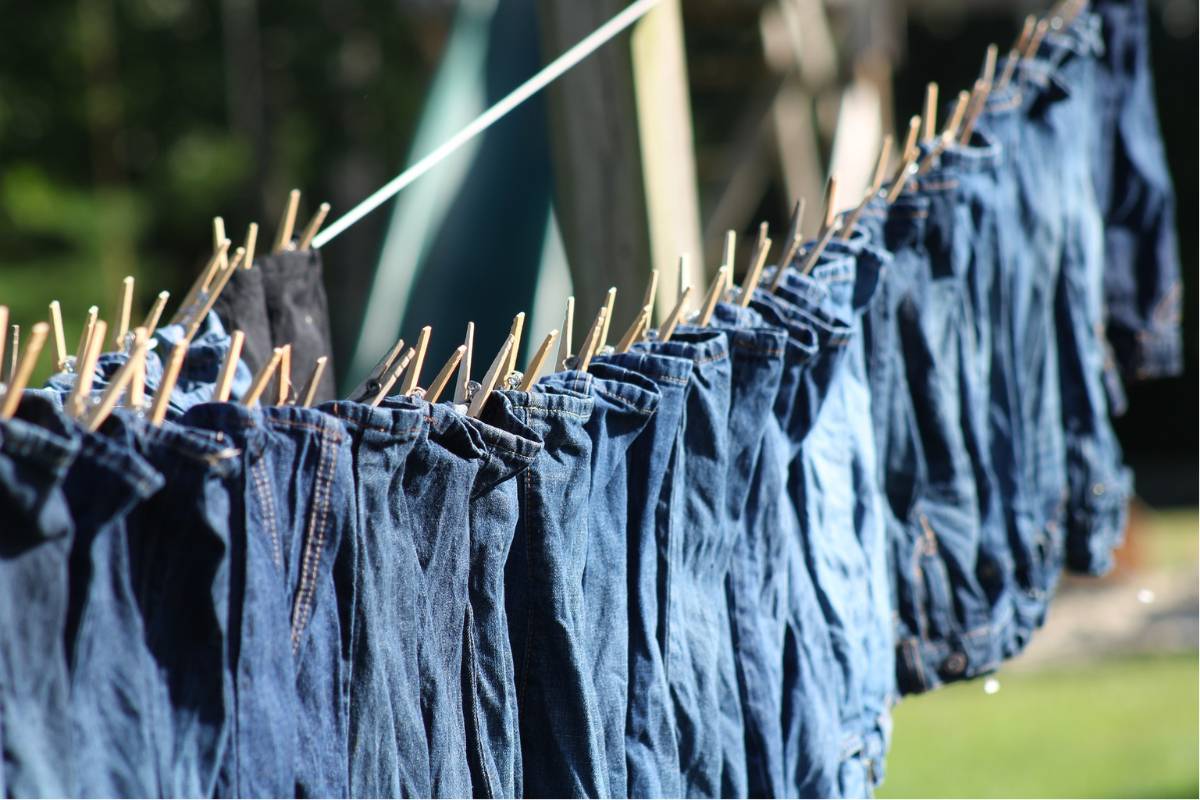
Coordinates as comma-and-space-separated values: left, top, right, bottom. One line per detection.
312, 0, 661, 249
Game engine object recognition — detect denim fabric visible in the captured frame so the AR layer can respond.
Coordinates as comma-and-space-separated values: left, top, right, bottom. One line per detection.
0, 394, 79, 798
1092, 0, 1183, 383
1040, 12, 1134, 577
546, 365, 660, 799
320, 399, 430, 798
63, 417, 164, 798
641, 327, 731, 798
748, 285, 843, 798
259, 250, 338, 403
872, 173, 1004, 693
499, 385, 609, 798
212, 263, 276, 390
600, 346, 692, 799
381, 398, 486, 798
119, 412, 241, 798
710, 302, 789, 798
979, 74, 1070, 648
462, 395, 542, 799
774, 250, 890, 793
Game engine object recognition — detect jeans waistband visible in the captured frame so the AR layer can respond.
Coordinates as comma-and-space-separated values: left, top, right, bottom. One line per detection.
646, 327, 730, 366
552, 367, 661, 417
1, 393, 80, 474
605, 347, 694, 388
498, 386, 595, 422
319, 399, 428, 441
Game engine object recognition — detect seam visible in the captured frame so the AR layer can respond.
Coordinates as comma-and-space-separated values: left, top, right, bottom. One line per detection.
251, 457, 283, 570
290, 431, 338, 652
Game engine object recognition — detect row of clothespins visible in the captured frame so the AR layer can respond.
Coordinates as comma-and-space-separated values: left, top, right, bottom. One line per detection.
0, 0, 1079, 427
337, 1, 1076, 420
0, 188, 331, 428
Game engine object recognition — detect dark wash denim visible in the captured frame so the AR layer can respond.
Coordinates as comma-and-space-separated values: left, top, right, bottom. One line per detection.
602, 346, 692, 799
979, 74, 1071, 649
462, 395, 542, 799
872, 173, 1004, 694
0, 394, 79, 798
641, 327, 731, 799
709, 302, 789, 798
774, 250, 891, 794
380, 397, 487, 799
499, 385, 609, 798
212, 266, 275, 394
63, 417, 164, 798
546, 365, 660, 799
319, 399, 430, 798
1092, 0, 1183, 383
116, 411, 241, 798
1040, 13, 1133, 577
259, 250, 338, 403
748, 285, 843, 798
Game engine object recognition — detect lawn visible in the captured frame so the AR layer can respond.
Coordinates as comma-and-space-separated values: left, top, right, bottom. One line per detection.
879, 651, 1199, 798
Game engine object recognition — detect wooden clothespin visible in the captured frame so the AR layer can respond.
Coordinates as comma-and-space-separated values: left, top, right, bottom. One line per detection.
722, 230, 737, 273
128, 328, 148, 411
213, 217, 228, 271
959, 45, 999, 145
1022, 19, 1050, 62
140, 290, 170, 335
642, 269, 659, 319
575, 306, 607, 372
452, 322, 475, 404
658, 286, 692, 343
84, 328, 150, 431
504, 313, 526, 377
8, 325, 19, 385
370, 346, 416, 407
615, 306, 652, 352
48, 301, 67, 372
75, 306, 99, 369
696, 266, 729, 326
797, 176, 841, 275
842, 133, 892, 239
556, 296, 575, 371
922, 83, 939, 141
597, 289, 617, 351
214, 330, 245, 402
115, 276, 135, 347
770, 199, 807, 292
184, 245, 247, 342
0, 322, 48, 420
297, 357, 328, 408
149, 339, 188, 426
242, 223, 258, 271
518, 330, 559, 392
424, 345, 466, 405
352, 334, 406, 400
917, 92, 969, 177
242, 347, 285, 407
171, 239, 231, 327
275, 343, 292, 405
297, 203, 331, 251
274, 189, 301, 253
400, 326, 432, 395
467, 335, 514, 418
66, 320, 108, 419
997, 16, 1037, 90
739, 234, 772, 307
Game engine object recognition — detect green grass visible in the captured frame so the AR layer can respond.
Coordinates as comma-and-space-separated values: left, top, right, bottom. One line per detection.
879, 652, 1199, 798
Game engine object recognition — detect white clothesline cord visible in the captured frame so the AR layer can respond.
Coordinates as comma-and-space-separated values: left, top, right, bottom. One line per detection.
313, 0, 661, 249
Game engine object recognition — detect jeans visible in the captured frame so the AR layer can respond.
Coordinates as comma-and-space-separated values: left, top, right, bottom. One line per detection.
0, 394, 80, 798
119, 411, 241, 798
1092, 0, 1183, 383
499, 385, 609, 798
1041, 12, 1134, 577
748, 285, 842, 798
710, 303, 790, 798
320, 399, 431, 798
63, 415, 164, 798
602, 346, 693, 799
643, 327, 732, 798
546, 365, 661, 799
259, 250, 339, 403
463, 394, 543, 799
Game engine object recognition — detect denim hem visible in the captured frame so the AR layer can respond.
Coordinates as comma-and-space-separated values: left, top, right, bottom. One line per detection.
552, 367, 661, 417
2, 396, 79, 473
135, 416, 243, 476
77, 428, 165, 499
895, 613, 1007, 694
502, 387, 594, 420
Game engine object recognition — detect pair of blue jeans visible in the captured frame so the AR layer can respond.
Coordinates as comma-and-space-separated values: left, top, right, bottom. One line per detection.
500, 385, 609, 797
463, 394, 543, 798
545, 365, 661, 799
1039, 11, 1133, 578
605, 346, 693, 799
0, 393, 81, 798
